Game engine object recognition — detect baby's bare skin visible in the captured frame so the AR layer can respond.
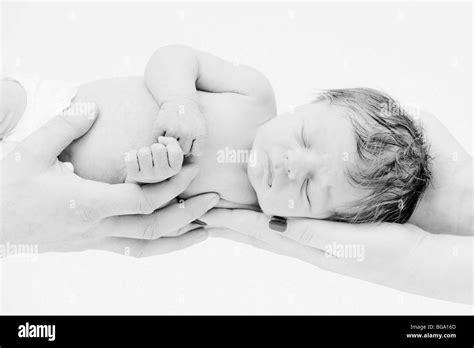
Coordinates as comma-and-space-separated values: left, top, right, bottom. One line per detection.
124, 136, 184, 184
60, 76, 274, 208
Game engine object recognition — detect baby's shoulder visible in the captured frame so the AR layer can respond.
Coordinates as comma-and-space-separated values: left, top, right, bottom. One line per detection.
199, 88, 276, 129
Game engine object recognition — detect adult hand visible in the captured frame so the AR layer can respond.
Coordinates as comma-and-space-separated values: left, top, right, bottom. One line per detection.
202, 209, 473, 304
1, 104, 220, 257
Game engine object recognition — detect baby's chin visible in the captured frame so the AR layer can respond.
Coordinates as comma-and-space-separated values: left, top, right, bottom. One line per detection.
259, 204, 280, 218
246, 147, 265, 196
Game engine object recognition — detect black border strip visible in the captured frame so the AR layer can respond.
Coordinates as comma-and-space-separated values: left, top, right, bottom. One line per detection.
0, 315, 473, 346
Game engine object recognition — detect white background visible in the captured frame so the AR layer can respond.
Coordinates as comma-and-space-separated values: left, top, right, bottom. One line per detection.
1, 1, 472, 314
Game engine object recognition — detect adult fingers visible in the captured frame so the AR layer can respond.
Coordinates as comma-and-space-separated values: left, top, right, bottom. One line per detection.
95, 192, 219, 239
137, 231, 208, 257
201, 209, 268, 234
45, 230, 208, 257
284, 219, 389, 250
164, 222, 206, 237
92, 164, 200, 218
201, 209, 381, 250
19, 102, 98, 167
201, 209, 346, 270
207, 227, 279, 254
201, 210, 316, 257
207, 227, 336, 270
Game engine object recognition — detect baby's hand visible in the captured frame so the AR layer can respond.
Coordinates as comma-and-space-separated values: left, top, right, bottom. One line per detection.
124, 136, 184, 184
152, 99, 206, 157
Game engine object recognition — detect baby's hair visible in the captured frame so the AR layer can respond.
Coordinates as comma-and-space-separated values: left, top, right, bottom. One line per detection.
314, 88, 431, 224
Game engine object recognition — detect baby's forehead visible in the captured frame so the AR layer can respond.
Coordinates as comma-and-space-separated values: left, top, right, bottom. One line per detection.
301, 104, 361, 179
301, 103, 355, 144
302, 100, 349, 120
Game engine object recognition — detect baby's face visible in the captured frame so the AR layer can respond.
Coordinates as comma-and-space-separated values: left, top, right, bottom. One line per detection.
248, 102, 366, 218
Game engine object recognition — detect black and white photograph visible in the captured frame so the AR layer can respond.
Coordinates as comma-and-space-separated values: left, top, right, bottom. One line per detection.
0, 0, 473, 345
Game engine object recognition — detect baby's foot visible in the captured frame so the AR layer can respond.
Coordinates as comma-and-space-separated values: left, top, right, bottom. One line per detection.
124, 136, 184, 184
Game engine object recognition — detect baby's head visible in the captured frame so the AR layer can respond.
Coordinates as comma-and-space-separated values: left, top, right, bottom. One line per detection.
248, 88, 431, 223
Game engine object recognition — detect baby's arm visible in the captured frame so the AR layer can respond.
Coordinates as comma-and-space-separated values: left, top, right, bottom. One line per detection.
0, 78, 26, 139
145, 45, 275, 155
145, 44, 274, 104
124, 136, 183, 184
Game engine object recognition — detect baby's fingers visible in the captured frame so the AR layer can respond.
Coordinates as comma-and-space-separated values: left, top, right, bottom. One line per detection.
178, 134, 193, 157
124, 150, 139, 177
150, 143, 168, 173
137, 147, 153, 171
158, 136, 184, 171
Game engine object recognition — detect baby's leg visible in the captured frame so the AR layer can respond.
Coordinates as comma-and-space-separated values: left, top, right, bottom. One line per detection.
124, 136, 183, 184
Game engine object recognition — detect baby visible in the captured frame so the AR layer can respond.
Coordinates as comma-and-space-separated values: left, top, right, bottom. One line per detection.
1, 45, 431, 223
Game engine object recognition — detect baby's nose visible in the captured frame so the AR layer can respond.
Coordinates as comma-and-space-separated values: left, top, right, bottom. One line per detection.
281, 149, 316, 180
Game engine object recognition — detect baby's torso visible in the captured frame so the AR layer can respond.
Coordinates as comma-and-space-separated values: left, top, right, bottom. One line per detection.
61, 76, 272, 208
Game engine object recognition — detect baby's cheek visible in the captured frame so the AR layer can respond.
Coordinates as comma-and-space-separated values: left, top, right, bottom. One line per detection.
258, 191, 300, 217
259, 192, 332, 218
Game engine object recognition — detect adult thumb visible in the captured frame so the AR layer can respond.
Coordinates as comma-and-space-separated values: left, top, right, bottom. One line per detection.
20, 102, 98, 166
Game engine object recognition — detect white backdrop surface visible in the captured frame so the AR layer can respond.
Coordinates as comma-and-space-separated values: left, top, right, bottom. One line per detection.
1, 1, 472, 314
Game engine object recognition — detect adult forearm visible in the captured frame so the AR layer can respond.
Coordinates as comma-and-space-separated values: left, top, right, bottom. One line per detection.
409, 233, 473, 304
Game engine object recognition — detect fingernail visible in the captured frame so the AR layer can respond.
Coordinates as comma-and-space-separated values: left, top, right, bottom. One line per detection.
269, 216, 287, 232
193, 219, 207, 226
